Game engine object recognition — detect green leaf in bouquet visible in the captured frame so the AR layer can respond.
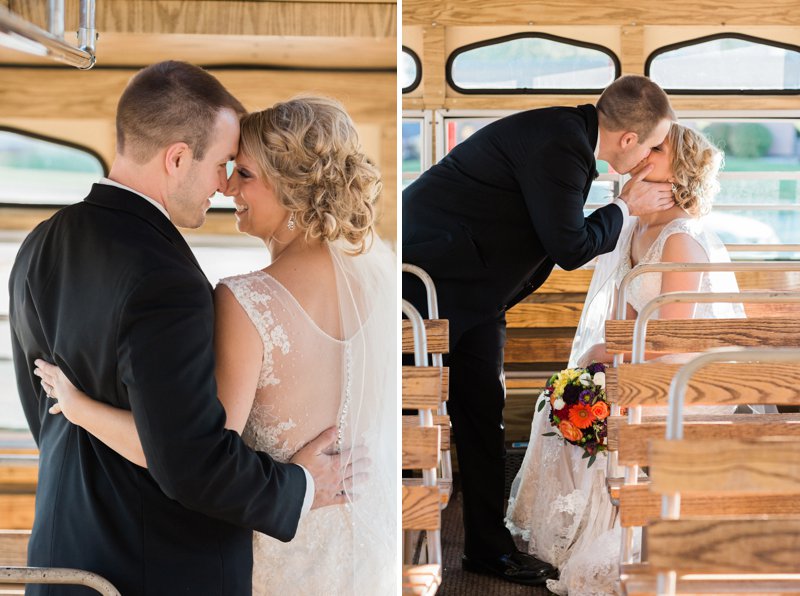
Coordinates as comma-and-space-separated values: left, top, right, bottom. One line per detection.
542, 432, 557, 437
537, 398, 547, 412
582, 450, 590, 458
588, 455, 597, 468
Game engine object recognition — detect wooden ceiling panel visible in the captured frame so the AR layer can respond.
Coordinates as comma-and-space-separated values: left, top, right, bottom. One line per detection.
403, 0, 800, 27
5, 0, 397, 37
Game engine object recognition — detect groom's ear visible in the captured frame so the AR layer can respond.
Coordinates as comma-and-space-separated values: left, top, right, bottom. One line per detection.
619, 131, 639, 150
164, 142, 192, 175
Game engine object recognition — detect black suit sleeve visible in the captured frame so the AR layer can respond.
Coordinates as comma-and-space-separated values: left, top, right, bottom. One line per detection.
517, 137, 623, 271
117, 266, 306, 541
10, 324, 42, 446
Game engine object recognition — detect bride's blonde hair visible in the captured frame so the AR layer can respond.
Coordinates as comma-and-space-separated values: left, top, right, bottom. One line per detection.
239, 96, 381, 254
669, 123, 723, 217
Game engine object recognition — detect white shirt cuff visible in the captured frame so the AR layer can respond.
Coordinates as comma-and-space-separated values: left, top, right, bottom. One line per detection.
297, 464, 314, 517
612, 196, 630, 219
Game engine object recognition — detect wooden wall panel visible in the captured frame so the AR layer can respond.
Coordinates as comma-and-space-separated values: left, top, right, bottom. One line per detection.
0, 33, 396, 69
421, 26, 445, 110
0, 68, 397, 240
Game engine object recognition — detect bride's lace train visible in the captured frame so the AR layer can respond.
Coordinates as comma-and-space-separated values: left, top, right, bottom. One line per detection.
506, 393, 625, 595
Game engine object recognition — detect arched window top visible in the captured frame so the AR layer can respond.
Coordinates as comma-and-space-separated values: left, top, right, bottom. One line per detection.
646, 34, 800, 94
446, 33, 620, 94
0, 128, 106, 206
402, 46, 421, 94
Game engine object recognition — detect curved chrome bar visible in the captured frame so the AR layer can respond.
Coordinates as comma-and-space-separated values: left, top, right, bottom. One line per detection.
402, 299, 428, 368
0, 567, 120, 595
616, 261, 800, 323
631, 290, 800, 365
401, 299, 442, 564
401, 264, 453, 482
666, 347, 800, 441
0, 5, 95, 69
402, 264, 440, 320
621, 290, 800, 564
659, 346, 800, 556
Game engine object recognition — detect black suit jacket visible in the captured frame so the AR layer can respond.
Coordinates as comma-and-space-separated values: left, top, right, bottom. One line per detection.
9, 184, 306, 595
403, 104, 624, 336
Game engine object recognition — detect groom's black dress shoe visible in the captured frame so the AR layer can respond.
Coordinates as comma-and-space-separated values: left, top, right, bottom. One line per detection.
461, 550, 558, 586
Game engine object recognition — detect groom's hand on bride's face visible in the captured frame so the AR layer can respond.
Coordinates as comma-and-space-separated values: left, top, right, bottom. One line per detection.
618, 163, 675, 217
291, 427, 371, 509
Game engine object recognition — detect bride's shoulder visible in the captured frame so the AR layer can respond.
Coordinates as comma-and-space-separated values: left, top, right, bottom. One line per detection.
215, 270, 274, 303
658, 217, 713, 262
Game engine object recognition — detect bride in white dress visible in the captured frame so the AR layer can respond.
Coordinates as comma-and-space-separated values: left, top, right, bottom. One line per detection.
505, 123, 741, 595
34, 97, 396, 595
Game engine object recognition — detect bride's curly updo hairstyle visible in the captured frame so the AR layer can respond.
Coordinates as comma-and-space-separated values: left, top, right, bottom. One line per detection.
239, 96, 381, 253
669, 123, 723, 217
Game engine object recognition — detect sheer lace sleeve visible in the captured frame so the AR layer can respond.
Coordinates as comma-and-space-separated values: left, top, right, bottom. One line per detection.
218, 273, 291, 390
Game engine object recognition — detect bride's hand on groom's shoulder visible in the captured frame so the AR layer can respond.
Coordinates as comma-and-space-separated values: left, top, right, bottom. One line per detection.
291, 427, 371, 510
618, 162, 675, 217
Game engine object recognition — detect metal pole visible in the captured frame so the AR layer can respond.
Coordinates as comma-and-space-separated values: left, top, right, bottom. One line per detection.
0, 6, 94, 69
0, 567, 120, 595
402, 264, 452, 483
47, 0, 64, 39
78, 0, 96, 57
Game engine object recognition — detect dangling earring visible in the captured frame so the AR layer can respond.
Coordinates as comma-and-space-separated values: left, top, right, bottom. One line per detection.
287, 213, 296, 231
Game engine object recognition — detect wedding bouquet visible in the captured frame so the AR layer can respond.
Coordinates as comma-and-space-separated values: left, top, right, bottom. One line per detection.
537, 362, 610, 468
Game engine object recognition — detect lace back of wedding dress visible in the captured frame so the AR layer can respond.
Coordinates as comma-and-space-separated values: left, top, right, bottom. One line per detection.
217, 239, 396, 595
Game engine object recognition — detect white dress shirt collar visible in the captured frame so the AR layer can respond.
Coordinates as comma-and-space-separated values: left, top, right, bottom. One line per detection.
98, 177, 170, 221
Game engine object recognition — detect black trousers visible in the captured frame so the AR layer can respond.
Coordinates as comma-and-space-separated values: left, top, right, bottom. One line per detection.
446, 319, 517, 558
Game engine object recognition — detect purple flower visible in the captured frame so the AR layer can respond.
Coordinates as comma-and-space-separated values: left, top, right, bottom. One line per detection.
562, 383, 581, 405
587, 362, 606, 375
579, 389, 593, 404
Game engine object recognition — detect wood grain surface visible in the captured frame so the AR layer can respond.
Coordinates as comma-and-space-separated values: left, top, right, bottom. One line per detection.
648, 518, 800, 574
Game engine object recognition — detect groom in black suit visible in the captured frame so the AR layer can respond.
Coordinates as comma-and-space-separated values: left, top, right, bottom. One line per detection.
403, 75, 676, 585
10, 62, 349, 595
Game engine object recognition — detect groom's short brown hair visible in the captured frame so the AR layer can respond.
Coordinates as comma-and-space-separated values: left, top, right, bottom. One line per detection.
597, 75, 675, 142
116, 61, 246, 164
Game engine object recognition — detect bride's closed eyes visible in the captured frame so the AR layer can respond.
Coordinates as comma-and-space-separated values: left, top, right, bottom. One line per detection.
235, 167, 254, 180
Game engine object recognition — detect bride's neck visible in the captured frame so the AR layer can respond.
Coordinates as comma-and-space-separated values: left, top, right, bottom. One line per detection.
637, 204, 688, 228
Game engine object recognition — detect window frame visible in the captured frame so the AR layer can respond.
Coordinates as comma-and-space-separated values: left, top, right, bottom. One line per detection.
402, 46, 422, 94
645, 33, 800, 95
401, 110, 432, 188
0, 126, 108, 208
445, 32, 621, 95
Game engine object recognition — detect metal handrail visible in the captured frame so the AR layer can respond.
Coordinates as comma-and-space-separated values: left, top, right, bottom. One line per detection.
0, 567, 120, 595
0, 454, 37, 466
607, 261, 800, 488
0, 1, 96, 69
616, 261, 800, 323
655, 347, 800, 596
619, 290, 800, 565
401, 300, 442, 566
401, 264, 452, 484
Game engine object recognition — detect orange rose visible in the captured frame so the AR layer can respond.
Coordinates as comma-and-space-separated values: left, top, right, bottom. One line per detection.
568, 403, 596, 429
591, 401, 610, 421
559, 420, 583, 442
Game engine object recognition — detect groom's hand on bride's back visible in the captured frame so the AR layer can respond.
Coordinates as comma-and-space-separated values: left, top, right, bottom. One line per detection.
618, 162, 675, 217
291, 427, 370, 509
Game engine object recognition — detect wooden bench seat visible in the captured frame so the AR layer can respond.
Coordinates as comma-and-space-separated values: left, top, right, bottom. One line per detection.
402, 564, 442, 596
